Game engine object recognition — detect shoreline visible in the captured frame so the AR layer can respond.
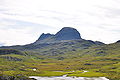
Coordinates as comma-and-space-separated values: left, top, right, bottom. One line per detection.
29, 75, 109, 80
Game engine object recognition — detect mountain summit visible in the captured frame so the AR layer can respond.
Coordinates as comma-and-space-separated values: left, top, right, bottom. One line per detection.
55, 27, 81, 40
35, 27, 82, 44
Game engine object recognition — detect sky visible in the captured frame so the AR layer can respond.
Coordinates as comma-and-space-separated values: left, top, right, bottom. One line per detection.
0, 0, 120, 46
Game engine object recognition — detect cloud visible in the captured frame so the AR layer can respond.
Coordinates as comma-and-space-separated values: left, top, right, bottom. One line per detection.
0, 42, 5, 46
0, 0, 120, 45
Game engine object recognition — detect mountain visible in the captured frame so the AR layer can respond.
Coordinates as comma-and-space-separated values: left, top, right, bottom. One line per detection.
37, 33, 54, 41
55, 27, 81, 40
0, 27, 104, 50
0, 27, 120, 80
116, 40, 120, 43
34, 27, 82, 44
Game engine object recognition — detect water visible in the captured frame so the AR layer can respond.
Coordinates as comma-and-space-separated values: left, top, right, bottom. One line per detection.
29, 75, 109, 80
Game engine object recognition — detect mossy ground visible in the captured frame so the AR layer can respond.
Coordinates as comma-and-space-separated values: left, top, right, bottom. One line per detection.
0, 54, 120, 80
0, 42, 120, 80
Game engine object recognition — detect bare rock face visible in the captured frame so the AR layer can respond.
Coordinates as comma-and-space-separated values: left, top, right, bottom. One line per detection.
116, 40, 120, 43
35, 27, 82, 44
55, 27, 81, 40
37, 33, 54, 41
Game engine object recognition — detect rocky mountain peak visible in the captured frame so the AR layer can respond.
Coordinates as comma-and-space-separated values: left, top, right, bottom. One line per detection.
55, 27, 81, 40
116, 40, 120, 43
35, 27, 82, 44
37, 33, 54, 41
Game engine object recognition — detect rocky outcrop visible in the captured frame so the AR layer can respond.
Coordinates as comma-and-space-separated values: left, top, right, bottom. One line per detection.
37, 33, 54, 41
55, 27, 81, 40
0, 75, 36, 80
35, 27, 82, 44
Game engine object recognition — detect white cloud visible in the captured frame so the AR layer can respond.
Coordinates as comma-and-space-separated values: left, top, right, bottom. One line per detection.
0, 26, 35, 46
0, 0, 120, 45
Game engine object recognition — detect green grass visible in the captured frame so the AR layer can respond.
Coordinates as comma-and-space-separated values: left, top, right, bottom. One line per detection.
0, 41, 120, 80
0, 55, 119, 80
68, 71, 106, 77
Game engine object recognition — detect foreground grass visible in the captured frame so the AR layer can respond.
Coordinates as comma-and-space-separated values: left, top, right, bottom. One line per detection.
0, 55, 120, 80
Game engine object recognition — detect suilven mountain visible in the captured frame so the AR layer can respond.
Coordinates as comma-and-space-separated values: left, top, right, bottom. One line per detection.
0, 27, 120, 80
0, 27, 104, 56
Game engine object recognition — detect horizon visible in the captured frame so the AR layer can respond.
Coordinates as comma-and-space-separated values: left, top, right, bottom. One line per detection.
0, 0, 120, 46
0, 26, 119, 46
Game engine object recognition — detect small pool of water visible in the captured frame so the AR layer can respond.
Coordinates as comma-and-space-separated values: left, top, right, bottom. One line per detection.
29, 75, 109, 80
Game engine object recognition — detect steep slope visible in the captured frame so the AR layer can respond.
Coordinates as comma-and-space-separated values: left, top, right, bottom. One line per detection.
37, 33, 54, 41
34, 27, 82, 44
55, 27, 81, 40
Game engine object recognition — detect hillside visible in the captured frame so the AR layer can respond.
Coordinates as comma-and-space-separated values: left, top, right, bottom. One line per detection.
0, 27, 120, 80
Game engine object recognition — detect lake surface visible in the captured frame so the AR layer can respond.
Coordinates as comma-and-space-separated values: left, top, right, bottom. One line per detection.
29, 76, 109, 80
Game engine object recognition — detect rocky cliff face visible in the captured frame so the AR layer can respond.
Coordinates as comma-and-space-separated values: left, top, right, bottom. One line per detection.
55, 27, 81, 40
35, 27, 82, 44
37, 33, 54, 41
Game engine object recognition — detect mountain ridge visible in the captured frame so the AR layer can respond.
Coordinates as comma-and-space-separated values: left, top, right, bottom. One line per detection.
34, 27, 82, 44
0, 27, 104, 50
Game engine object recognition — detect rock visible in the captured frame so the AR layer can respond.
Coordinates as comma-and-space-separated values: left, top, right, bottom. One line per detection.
116, 40, 120, 43
35, 27, 82, 44
55, 27, 81, 40
0, 75, 36, 80
37, 33, 54, 41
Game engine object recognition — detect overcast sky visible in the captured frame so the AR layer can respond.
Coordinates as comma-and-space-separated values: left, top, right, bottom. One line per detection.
0, 0, 120, 46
